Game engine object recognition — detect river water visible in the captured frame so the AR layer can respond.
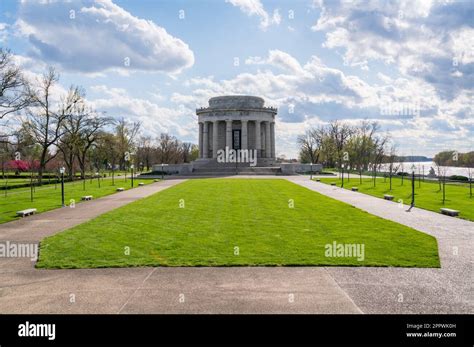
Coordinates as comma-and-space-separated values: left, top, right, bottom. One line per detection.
379, 161, 472, 178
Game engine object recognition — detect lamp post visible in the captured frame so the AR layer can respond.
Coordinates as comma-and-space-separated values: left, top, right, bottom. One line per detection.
418, 165, 421, 188
130, 165, 134, 188
408, 164, 416, 211
161, 163, 168, 180
341, 164, 345, 188
310, 162, 313, 180
60, 167, 65, 207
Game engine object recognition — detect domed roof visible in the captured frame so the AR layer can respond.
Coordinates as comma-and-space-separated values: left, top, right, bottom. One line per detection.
208, 95, 265, 109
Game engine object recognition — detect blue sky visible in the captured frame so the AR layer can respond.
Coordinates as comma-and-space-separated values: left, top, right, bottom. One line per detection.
0, 0, 473, 158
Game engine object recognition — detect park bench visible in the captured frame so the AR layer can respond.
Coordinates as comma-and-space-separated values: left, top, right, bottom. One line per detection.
330, 182, 336, 186
440, 208, 459, 217
384, 194, 394, 201
351, 187, 358, 191
81, 195, 93, 201
16, 208, 37, 217
138, 182, 144, 186
116, 188, 125, 192
316, 178, 321, 182
154, 179, 160, 182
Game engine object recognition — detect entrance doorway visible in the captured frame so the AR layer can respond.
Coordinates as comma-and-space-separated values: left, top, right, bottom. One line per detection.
232, 129, 241, 150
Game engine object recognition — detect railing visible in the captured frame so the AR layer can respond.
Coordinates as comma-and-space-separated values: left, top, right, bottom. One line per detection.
196, 106, 278, 112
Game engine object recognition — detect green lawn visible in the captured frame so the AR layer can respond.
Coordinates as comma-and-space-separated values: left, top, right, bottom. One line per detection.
0, 171, 137, 189
37, 179, 440, 269
0, 177, 155, 224
318, 176, 473, 221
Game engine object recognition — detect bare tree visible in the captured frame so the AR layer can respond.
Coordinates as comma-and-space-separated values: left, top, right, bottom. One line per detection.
76, 112, 112, 179
136, 136, 154, 171
157, 133, 180, 164
57, 87, 88, 180
297, 129, 317, 163
387, 144, 398, 191
23, 68, 81, 183
371, 134, 389, 187
0, 48, 31, 119
328, 120, 354, 172
116, 118, 141, 170
180, 142, 194, 163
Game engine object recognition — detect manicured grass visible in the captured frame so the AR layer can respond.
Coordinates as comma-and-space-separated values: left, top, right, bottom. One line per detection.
0, 178, 32, 187
37, 179, 440, 269
0, 177, 155, 224
318, 176, 473, 221
0, 171, 137, 189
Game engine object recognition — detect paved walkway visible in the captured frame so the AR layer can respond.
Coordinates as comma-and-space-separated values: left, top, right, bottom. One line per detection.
288, 176, 474, 313
0, 179, 186, 242
0, 176, 472, 313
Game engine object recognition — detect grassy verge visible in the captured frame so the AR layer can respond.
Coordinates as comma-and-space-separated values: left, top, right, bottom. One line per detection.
37, 179, 440, 269
0, 177, 156, 224
318, 176, 473, 221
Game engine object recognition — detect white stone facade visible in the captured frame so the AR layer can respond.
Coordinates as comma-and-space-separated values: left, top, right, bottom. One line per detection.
196, 96, 277, 164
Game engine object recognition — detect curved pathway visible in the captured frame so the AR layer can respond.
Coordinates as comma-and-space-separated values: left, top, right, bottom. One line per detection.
0, 175, 472, 313
288, 176, 474, 313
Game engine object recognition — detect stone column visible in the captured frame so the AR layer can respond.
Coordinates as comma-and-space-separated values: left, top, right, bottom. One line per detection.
255, 120, 261, 158
198, 122, 203, 158
202, 122, 209, 158
265, 121, 271, 158
270, 121, 275, 159
241, 120, 248, 150
202, 121, 209, 159
226, 120, 232, 150
212, 120, 219, 158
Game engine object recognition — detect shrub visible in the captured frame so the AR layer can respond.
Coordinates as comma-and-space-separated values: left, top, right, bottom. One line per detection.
449, 175, 468, 181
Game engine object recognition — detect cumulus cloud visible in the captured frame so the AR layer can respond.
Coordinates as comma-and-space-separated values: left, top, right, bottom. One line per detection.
312, 0, 474, 100
0, 23, 8, 43
89, 85, 196, 140
226, 0, 281, 30
171, 49, 473, 157
15, 0, 194, 74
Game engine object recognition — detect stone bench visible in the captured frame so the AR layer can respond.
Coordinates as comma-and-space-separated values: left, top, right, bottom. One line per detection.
316, 178, 320, 182
154, 179, 160, 182
138, 182, 144, 186
330, 182, 336, 186
116, 188, 125, 192
81, 195, 93, 201
351, 187, 358, 191
16, 208, 37, 217
440, 208, 459, 217
384, 194, 394, 201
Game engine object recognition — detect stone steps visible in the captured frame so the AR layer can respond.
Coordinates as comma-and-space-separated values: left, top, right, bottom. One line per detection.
191, 166, 281, 176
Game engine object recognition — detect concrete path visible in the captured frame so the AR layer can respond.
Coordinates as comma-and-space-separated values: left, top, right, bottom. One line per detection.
288, 176, 474, 313
0, 176, 360, 314
0, 179, 186, 242
0, 175, 472, 313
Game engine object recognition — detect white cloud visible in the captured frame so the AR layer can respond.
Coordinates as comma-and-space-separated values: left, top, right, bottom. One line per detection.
0, 23, 8, 43
246, 49, 305, 75
173, 49, 473, 157
89, 85, 196, 140
226, 0, 281, 30
312, 0, 474, 100
15, 0, 194, 74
